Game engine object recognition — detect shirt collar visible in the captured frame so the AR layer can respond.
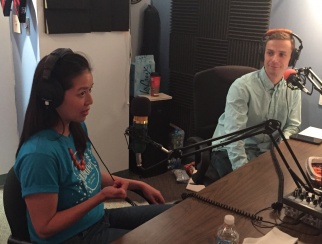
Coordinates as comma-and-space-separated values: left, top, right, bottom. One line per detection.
259, 67, 286, 91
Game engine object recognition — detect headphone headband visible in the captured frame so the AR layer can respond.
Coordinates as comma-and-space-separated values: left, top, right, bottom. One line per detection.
259, 28, 303, 68
37, 48, 74, 108
42, 48, 73, 80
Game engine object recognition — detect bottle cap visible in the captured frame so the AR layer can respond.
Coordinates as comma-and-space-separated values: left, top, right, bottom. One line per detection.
150, 72, 159, 77
224, 215, 234, 225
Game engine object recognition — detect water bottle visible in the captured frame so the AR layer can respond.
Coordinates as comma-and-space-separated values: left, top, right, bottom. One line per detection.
216, 215, 239, 244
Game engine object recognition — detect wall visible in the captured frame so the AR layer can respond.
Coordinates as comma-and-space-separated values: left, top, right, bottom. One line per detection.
270, 0, 322, 129
0, 10, 19, 176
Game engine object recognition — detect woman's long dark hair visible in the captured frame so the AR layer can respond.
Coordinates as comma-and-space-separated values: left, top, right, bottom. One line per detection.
16, 50, 92, 157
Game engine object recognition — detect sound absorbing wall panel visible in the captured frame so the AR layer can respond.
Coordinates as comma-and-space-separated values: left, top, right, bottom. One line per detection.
169, 0, 272, 138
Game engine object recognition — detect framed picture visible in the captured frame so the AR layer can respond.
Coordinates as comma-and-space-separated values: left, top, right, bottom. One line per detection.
1, 0, 13, 16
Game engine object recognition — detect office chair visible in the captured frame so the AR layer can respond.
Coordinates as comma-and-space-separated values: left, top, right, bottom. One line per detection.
193, 65, 258, 140
186, 65, 257, 185
3, 167, 31, 244
3, 167, 151, 244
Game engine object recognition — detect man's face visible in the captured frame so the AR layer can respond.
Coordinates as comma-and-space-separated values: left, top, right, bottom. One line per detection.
264, 39, 293, 84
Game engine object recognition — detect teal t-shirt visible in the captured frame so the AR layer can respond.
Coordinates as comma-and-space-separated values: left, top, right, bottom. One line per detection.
14, 125, 104, 243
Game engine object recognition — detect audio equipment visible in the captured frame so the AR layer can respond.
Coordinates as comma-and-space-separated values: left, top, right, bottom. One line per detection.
259, 28, 303, 68
129, 96, 151, 167
126, 96, 171, 172
284, 67, 322, 96
284, 187, 322, 229
284, 69, 310, 94
37, 48, 73, 108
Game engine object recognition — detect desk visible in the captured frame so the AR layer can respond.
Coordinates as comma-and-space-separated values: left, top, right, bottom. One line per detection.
114, 140, 322, 243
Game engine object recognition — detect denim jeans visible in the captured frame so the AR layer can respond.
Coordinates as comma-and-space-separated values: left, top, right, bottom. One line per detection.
64, 204, 172, 244
205, 150, 232, 183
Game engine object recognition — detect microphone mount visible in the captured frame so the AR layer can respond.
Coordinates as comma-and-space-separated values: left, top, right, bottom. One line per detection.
287, 67, 322, 95
125, 126, 170, 155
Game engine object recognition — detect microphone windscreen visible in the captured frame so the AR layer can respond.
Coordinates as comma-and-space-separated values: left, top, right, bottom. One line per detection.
131, 97, 151, 116
284, 69, 297, 80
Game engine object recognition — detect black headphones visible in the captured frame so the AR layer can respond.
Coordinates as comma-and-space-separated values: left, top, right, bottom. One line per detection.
37, 48, 74, 108
259, 28, 303, 68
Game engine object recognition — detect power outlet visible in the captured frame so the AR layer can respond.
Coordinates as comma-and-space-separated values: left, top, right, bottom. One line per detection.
319, 95, 322, 106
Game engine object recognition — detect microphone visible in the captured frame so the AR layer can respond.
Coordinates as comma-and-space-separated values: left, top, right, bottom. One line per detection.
129, 97, 151, 167
284, 69, 310, 94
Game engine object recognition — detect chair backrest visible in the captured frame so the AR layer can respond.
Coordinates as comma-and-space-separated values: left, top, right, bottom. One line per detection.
193, 65, 257, 139
3, 167, 31, 242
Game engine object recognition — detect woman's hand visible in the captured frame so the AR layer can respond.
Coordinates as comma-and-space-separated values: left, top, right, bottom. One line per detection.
139, 183, 166, 204
101, 179, 129, 200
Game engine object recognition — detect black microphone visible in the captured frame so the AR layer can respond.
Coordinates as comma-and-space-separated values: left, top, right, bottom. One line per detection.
284, 69, 310, 94
129, 97, 151, 167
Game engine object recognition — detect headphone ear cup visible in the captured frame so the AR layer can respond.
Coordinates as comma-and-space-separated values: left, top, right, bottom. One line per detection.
37, 78, 64, 108
289, 48, 300, 67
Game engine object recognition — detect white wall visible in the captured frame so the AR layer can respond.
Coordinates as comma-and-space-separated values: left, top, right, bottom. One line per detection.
270, 0, 322, 129
0, 12, 19, 175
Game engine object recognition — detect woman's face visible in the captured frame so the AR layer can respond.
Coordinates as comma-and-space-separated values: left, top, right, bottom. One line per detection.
56, 70, 93, 127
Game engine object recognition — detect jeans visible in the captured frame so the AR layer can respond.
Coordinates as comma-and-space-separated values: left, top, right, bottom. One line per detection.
64, 204, 172, 244
205, 150, 232, 183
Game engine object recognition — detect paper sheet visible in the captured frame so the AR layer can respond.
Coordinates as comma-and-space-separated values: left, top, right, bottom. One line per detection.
299, 126, 322, 139
186, 170, 206, 192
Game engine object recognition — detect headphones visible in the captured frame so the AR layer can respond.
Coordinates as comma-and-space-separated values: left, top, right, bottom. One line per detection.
259, 28, 303, 68
37, 48, 74, 108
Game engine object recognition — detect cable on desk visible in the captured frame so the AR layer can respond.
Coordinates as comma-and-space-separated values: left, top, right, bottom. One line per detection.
250, 206, 322, 236
181, 192, 263, 222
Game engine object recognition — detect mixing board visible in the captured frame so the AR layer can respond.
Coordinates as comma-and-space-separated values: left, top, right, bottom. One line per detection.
283, 187, 322, 229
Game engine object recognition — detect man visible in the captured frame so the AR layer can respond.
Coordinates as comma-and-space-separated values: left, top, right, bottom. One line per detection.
207, 29, 302, 182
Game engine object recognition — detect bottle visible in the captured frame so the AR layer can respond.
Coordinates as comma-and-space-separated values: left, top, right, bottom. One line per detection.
150, 72, 160, 97
216, 215, 239, 244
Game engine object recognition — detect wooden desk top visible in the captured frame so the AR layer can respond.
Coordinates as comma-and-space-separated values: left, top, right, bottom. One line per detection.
113, 140, 322, 244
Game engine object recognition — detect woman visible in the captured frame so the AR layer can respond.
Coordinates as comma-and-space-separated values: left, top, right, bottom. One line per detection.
14, 48, 171, 243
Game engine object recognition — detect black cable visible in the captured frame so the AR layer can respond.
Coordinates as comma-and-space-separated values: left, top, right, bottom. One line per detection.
181, 192, 263, 221
88, 137, 138, 206
250, 206, 322, 236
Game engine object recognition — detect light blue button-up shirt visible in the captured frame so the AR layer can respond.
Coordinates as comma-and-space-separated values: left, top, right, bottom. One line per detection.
212, 67, 301, 170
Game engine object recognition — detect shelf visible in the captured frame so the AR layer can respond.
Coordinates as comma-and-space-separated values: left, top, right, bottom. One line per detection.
138, 93, 172, 102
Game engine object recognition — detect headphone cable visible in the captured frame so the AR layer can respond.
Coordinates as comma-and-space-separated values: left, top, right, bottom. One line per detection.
88, 137, 138, 206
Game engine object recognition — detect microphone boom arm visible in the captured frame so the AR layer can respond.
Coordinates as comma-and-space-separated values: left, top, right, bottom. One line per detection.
170, 119, 317, 195
299, 67, 322, 95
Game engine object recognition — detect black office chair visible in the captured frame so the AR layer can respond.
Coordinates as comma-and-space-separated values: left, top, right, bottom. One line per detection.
3, 167, 31, 244
3, 167, 152, 244
186, 65, 257, 185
